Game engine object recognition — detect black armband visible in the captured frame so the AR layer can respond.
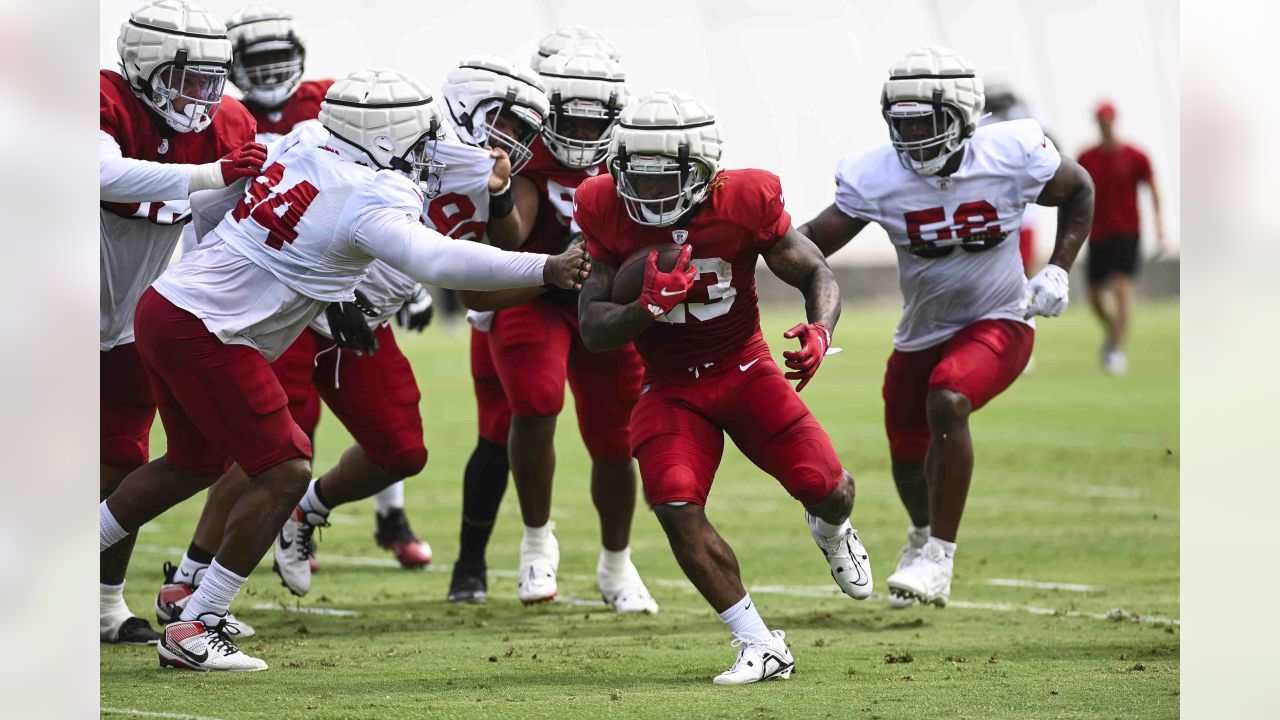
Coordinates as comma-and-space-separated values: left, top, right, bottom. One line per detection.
489, 186, 515, 219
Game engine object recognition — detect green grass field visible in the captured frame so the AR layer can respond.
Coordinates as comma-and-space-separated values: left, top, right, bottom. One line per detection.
101, 300, 1179, 720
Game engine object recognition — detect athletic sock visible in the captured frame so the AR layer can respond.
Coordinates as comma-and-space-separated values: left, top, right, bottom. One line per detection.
374, 481, 405, 517
300, 478, 332, 519
176, 542, 215, 587
99, 501, 129, 552
523, 522, 553, 543
99, 582, 132, 628
179, 560, 246, 622
598, 546, 631, 576
457, 438, 510, 567
807, 513, 849, 541
930, 537, 957, 559
719, 593, 770, 642
908, 525, 932, 548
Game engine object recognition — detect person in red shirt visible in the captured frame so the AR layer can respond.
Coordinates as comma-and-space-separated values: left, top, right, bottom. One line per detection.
576, 90, 873, 685
1077, 101, 1167, 375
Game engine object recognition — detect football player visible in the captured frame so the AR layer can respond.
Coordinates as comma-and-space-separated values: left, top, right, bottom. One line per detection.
576, 91, 873, 684
797, 47, 1095, 609
100, 0, 261, 646
456, 46, 658, 613
99, 68, 589, 671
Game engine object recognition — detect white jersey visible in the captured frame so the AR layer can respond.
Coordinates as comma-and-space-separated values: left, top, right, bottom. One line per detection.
309, 135, 495, 337
834, 119, 1060, 351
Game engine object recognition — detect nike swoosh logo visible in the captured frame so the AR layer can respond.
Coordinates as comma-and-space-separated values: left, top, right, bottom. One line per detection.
167, 635, 209, 664
278, 529, 293, 550
739, 359, 760, 372
659, 287, 685, 297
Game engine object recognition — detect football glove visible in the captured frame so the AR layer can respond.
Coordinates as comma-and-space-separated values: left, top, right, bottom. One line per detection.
395, 286, 433, 332
637, 244, 696, 319
782, 322, 832, 392
219, 142, 268, 185
1022, 263, 1070, 319
325, 289, 380, 355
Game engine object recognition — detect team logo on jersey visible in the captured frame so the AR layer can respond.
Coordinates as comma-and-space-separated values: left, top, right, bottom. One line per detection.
157, 138, 169, 155
672, 229, 688, 245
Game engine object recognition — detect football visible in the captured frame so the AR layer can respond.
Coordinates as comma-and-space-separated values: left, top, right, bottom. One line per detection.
609, 243, 688, 304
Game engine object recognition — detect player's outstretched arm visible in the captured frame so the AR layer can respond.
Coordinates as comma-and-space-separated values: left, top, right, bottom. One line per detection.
1035, 155, 1096, 272
766, 227, 842, 391
797, 204, 870, 258
577, 261, 658, 353
99, 131, 266, 202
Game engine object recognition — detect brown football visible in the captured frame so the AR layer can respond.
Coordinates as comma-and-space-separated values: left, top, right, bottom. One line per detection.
609, 243, 688, 304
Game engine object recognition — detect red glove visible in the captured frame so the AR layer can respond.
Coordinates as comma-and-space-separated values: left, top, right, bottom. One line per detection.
783, 322, 832, 392
637, 244, 696, 318
219, 142, 268, 185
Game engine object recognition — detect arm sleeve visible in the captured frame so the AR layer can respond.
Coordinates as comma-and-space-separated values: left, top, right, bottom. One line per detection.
1136, 149, 1153, 183
755, 172, 792, 248
354, 207, 548, 290
1014, 120, 1062, 202
574, 184, 622, 267
832, 156, 875, 221
98, 130, 197, 203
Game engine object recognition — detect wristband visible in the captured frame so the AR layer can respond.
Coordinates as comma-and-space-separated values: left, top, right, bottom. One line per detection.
489, 186, 515, 219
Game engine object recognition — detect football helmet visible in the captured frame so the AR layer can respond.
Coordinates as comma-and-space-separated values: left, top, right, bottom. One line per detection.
318, 69, 447, 198
531, 25, 620, 71
225, 3, 305, 108
537, 47, 627, 169
441, 55, 549, 174
608, 90, 722, 227
116, 0, 232, 133
880, 46, 984, 176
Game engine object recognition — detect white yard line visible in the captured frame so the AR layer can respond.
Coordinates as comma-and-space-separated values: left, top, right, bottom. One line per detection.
984, 578, 1101, 592
102, 708, 225, 720
248, 603, 359, 617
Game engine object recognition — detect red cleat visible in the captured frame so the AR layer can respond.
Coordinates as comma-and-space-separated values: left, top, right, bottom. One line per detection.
374, 508, 432, 569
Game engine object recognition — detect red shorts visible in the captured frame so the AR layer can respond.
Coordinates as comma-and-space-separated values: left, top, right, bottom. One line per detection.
630, 338, 843, 507
133, 288, 313, 477
470, 328, 511, 445
883, 319, 1034, 463
490, 299, 642, 464
100, 343, 157, 471
272, 325, 427, 478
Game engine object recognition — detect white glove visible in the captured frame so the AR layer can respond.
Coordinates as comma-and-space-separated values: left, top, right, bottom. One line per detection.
1023, 264, 1070, 319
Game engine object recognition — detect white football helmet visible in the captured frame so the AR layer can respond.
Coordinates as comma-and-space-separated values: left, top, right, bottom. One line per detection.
225, 3, 305, 108
318, 69, 447, 198
441, 56, 549, 174
608, 90, 722, 227
537, 47, 627, 169
880, 46, 985, 176
116, 0, 232, 133
530, 25, 620, 71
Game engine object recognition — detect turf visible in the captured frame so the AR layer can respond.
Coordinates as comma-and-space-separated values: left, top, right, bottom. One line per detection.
101, 300, 1179, 719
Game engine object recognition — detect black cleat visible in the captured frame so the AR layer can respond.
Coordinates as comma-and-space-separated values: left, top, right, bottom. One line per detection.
104, 616, 163, 646
447, 561, 488, 604
374, 508, 432, 568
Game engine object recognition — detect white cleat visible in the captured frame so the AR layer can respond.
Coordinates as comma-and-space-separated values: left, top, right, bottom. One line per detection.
1101, 344, 1128, 376
886, 540, 953, 607
517, 527, 559, 606
156, 562, 256, 637
888, 528, 930, 609
806, 512, 872, 600
157, 614, 267, 672
712, 630, 795, 685
273, 506, 327, 597
598, 553, 659, 614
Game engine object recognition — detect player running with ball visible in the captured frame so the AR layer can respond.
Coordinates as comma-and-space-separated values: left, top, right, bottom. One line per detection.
575, 91, 873, 685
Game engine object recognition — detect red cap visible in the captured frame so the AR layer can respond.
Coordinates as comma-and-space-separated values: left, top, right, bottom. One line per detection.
1095, 101, 1117, 122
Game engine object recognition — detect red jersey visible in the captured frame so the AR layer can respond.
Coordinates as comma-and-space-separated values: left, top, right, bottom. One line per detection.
99, 69, 257, 220
1077, 143, 1152, 242
576, 169, 791, 374
520, 136, 605, 254
244, 79, 334, 139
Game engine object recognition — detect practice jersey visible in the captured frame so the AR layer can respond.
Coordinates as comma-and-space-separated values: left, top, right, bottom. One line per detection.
245, 79, 335, 142
309, 137, 495, 336
99, 69, 257, 350
521, 136, 604, 254
153, 122, 426, 360
833, 119, 1060, 351
577, 169, 791, 374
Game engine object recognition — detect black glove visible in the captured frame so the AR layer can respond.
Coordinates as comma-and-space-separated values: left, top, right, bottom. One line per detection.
395, 286, 434, 332
325, 288, 380, 355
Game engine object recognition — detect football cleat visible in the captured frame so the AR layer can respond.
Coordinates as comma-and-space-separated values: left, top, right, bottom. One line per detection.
887, 540, 953, 607
374, 508, 433, 569
447, 561, 488, 604
101, 615, 162, 645
712, 630, 794, 685
308, 554, 319, 574
155, 562, 255, 638
517, 527, 559, 605
806, 512, 873, 600
1102, 346, 1128, 376
597, 553, 659, 614
273, 506, 328, 597
157, 614, 267, 672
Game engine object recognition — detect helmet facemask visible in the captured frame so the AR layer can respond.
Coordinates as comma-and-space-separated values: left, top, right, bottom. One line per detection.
611, 144, 711, 227
884, 93, 967, 176
543, 91, 619, 169
469, 92, 542, 174
145, 50, 228, 133
388, 120, 447, 199
233, 41, 304, 108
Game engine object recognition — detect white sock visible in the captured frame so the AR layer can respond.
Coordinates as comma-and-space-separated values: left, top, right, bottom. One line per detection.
99, 582, 131, 626
176, 554, 210, 587
299, 478, 331, 519
178, 560, 246, 622
598, 546, 631, 576
908, 525, 931, 548
808, 513, 848, 540
719, 593, 770, 642
99, 502, 129, 552
374, 482, 405, 517
523, 522, 554, 543
930, 537, 957, 559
